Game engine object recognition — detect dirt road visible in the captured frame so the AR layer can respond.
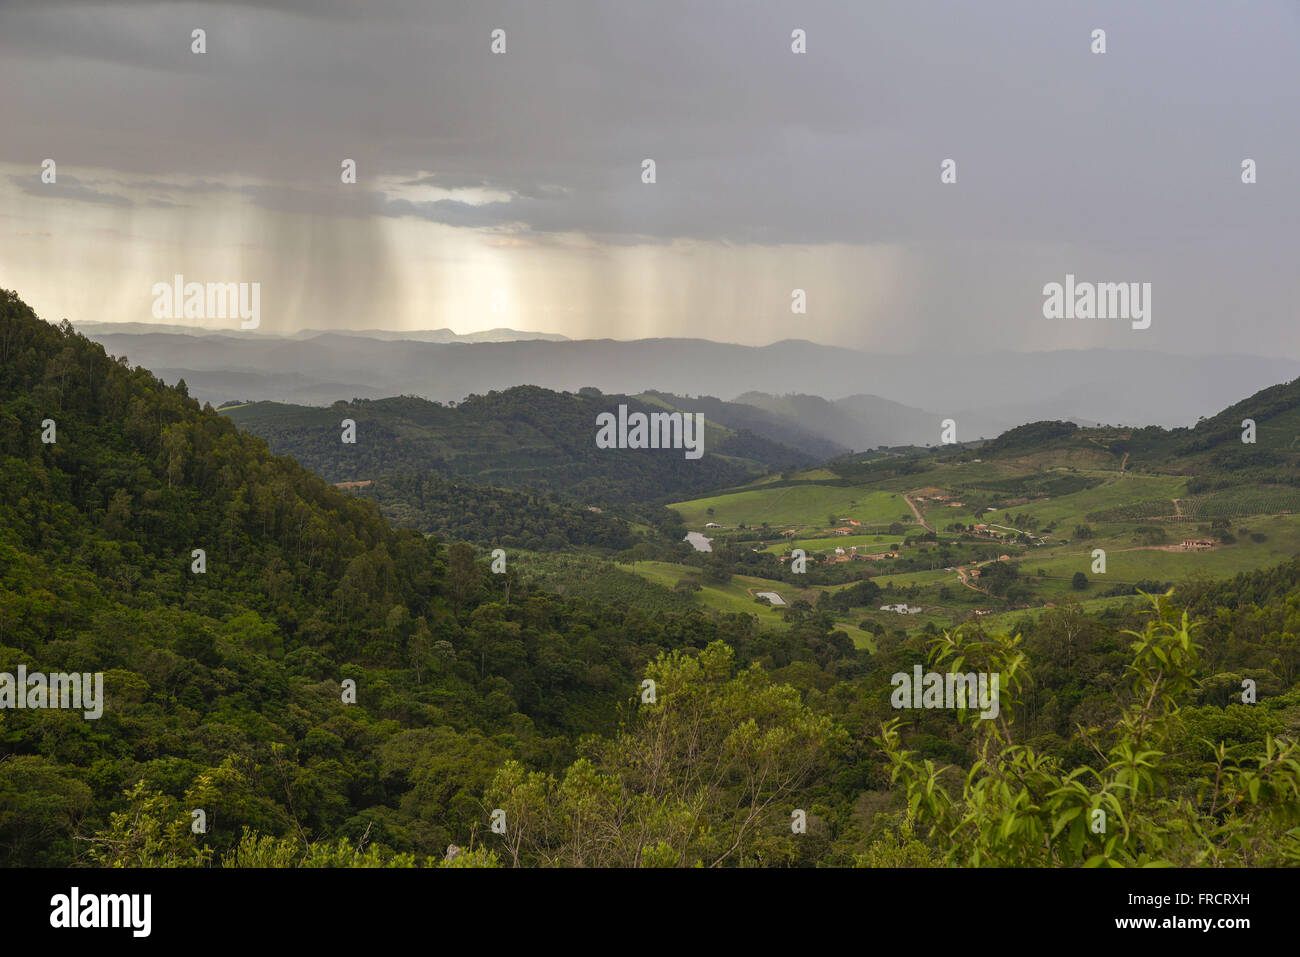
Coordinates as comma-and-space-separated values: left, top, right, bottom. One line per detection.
903, 493, 934, 533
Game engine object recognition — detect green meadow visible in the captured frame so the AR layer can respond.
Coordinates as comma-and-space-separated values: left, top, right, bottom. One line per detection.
669, 486, 914, 529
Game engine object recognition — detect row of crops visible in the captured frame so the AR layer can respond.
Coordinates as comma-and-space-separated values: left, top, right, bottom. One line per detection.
1088, 499, 1177, 522
1178, 487, 1300, 520
1089, 487, 1300, 523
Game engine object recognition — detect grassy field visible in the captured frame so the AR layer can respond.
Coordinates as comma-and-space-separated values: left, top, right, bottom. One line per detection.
628, 561, 876, 649
1007, 474, 1187, 527
1028, 515, 1300, 584
759, 533, 901, 554
975, 595, 1146, 633
670, 487, 915, 529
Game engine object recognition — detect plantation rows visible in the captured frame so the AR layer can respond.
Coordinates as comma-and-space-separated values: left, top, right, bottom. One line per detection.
1178, 487, 1300, 520
1089, 488, 1300, 523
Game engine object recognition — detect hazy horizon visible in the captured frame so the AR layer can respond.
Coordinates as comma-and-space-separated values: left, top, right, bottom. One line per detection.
54, 317, 1300, 365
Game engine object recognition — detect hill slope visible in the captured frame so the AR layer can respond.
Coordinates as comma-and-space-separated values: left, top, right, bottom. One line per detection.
0, 290, 765, 865
223, 388, 815, 503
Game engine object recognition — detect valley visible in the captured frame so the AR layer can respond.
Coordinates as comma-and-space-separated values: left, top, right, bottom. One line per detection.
6, 289, 1300, 870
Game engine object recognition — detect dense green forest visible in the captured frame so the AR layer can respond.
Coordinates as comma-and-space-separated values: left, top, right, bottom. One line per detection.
223, 389, 814, 504
353, 472, 650, 552
2, 289, 1298, 868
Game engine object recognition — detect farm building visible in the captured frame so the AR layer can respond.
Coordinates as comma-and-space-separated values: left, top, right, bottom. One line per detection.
1181, 539, 1215, 551
880, 603, 922, 614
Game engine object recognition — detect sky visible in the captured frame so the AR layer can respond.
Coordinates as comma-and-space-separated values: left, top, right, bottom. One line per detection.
1, 0, 1298, 354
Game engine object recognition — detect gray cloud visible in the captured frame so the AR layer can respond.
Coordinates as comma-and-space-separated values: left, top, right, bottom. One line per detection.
1, 0, 1298, 353
9, 174, 131, 206
4, 1, 1296, 245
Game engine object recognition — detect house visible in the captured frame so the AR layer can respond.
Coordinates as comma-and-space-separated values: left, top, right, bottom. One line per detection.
835, 547, 846, 556
833, 527, 854, 535
1182, 538, 1215, 551
880, 603, 922, 614
999, 554, 1011, 561
847, 519, 862, 526
704, 522, 723, 529
780, 529, 798, 537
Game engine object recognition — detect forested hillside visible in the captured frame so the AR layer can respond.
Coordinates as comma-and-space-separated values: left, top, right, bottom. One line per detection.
223, 388, 813, 504
355, 472, 650, 551
0, 290, 855, 866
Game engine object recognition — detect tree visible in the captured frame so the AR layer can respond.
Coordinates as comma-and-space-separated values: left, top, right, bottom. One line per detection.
876, 595, 1300, 866
485, 642, 845, 867
1071, 571, 1089, 591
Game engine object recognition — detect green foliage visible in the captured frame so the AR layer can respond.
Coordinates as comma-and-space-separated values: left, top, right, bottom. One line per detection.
483, 641, 846, 867
876, 594, 1300, 866
2, 291, 847, 866
357, 472, 639, 550
224, 388, 809, 504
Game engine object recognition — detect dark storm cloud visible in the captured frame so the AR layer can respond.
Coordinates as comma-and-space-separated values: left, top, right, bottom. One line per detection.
2, 0, 1298, 356
3, 0, 1296, 246
9, 174, 131, 206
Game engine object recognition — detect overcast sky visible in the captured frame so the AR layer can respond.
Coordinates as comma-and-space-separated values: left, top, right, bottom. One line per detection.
1, 0, 1298, 355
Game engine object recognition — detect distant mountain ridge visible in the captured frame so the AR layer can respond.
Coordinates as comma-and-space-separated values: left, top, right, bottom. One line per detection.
78, 323, 1300, 431
734, 391, 1017, 451
70, 320, 568, 343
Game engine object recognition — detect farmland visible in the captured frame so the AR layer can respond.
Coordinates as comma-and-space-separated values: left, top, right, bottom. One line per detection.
653, 451, 1300, 641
